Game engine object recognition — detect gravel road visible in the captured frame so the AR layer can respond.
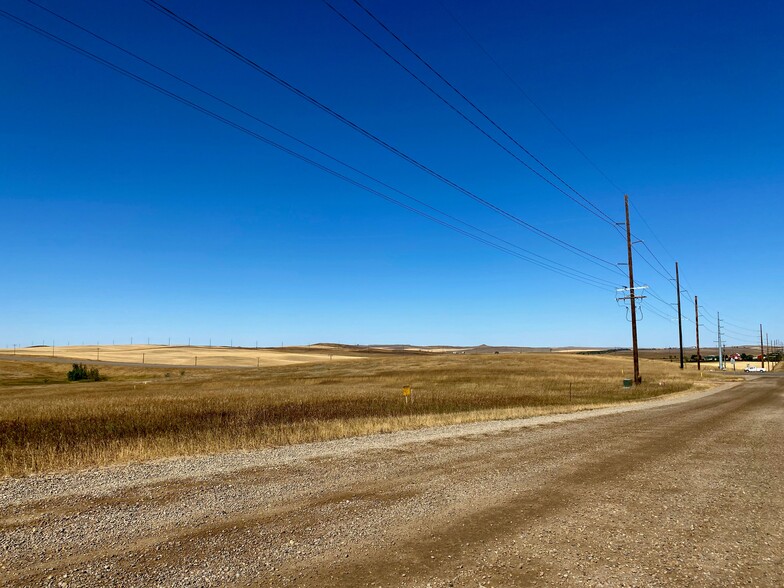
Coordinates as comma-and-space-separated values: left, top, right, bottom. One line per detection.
2, 376, 782, 587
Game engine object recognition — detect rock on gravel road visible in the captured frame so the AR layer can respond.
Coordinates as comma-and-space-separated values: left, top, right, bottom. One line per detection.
1, 377, 782, 587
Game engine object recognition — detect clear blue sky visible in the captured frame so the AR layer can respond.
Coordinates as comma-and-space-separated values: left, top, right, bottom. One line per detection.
2, 0, 782, 349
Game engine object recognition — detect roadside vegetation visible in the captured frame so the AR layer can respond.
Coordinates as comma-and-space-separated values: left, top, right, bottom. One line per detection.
0, 353, 724, 477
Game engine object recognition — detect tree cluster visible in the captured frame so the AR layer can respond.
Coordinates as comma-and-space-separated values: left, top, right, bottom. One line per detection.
67, 363, 103, 382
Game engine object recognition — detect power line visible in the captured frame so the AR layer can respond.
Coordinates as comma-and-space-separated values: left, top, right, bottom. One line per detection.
0, 7, 620, 293
435, 0, 626, 196
22, 0, 619, 288
636, 257, 761, 346
326, 0, 618, 228
642, 297, 680, 323
723, 327, 760, 340
692, 300, 761, 336
633, 245, 676, 283
721, 320, 761, 334
628, 197, 679, 274
644, 304, 678, 324
439, 0, 697, 284
142, 0, 625, 274
638, 240, 675, 281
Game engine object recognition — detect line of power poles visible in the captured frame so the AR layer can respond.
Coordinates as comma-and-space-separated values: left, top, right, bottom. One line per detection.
620, 195, 775, 384
4, 339, 275, 351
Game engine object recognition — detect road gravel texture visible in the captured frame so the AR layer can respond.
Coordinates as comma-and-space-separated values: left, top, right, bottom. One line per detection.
1, 376, 782, 587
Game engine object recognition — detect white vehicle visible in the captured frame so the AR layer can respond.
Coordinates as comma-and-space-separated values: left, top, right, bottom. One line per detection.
744, 365, 766, 373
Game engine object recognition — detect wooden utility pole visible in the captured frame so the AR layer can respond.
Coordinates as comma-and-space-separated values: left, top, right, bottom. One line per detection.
675, 262, 684, 369
694, 296, 701, 371
760, 324, 764, 368
624, 195, 642, 384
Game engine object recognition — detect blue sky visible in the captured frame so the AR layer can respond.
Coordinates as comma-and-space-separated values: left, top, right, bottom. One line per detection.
1, 0, 782, 348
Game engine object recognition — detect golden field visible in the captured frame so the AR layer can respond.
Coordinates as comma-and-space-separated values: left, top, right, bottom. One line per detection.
0, 351, 729, 477
0, 343, 359, 368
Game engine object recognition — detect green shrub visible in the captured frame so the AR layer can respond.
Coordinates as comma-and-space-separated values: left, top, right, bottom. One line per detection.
67, 363, 102, 382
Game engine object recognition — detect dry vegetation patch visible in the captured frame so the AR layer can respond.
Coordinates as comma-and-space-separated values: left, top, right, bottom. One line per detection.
0, 353, 721, 477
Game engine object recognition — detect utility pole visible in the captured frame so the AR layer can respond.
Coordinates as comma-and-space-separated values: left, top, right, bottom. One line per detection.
766, 333, 770, 371
623, 195, 642, 384
760, 324, 764, 368
675, 262, 684, 369
717, 313, 724, 370
694, 296, 701, 371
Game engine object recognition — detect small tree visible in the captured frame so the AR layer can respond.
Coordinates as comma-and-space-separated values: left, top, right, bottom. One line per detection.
67, 363, 102, 382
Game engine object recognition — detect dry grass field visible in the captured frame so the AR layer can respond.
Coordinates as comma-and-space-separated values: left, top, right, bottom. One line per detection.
0, 352, 727, 477
0, 344, 359, 367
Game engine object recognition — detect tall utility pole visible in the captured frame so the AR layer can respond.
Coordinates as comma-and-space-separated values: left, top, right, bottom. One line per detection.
717, 313, 724, 370
766, 333, 770, 371
675, 262, 684, 369
694, 296, 701, 371
760, 324, 765, 368
624, 195, 642, 384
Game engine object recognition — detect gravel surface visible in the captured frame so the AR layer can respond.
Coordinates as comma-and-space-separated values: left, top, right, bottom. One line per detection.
2, 377, 781, 587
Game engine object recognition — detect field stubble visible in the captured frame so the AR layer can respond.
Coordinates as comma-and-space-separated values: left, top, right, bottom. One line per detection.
0, 353, 723, 477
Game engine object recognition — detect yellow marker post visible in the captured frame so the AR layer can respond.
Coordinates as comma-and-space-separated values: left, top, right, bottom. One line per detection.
402, 385, 412, 404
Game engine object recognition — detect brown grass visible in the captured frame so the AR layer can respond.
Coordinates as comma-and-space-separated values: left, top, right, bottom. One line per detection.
0, 353, 726, 477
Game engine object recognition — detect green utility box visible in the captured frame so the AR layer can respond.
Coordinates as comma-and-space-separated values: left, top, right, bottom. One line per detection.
623, 379, 633, 388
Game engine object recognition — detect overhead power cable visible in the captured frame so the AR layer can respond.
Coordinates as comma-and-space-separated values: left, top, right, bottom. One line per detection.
141, 0, 625, 275
0, 7, 619, 292
22, 0, 617, 286
324, 0, 618, 228
414, 0, 695, 313
628, 197, 679, 274
721, 320, 760, 334
633, 246, 676, 284
638, 240, 675, 281
692, 299, 759, 336
680, 289, 696, 307
435, 0, 626, 196
723, 327, 759, 339
643, 292, 679, 319
644, 305, 678, 324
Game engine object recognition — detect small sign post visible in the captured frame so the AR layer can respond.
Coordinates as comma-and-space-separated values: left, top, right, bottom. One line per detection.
402, 385, 412, 404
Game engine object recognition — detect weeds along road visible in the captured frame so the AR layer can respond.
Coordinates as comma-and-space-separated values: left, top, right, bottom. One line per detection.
2, 376, 782, 587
